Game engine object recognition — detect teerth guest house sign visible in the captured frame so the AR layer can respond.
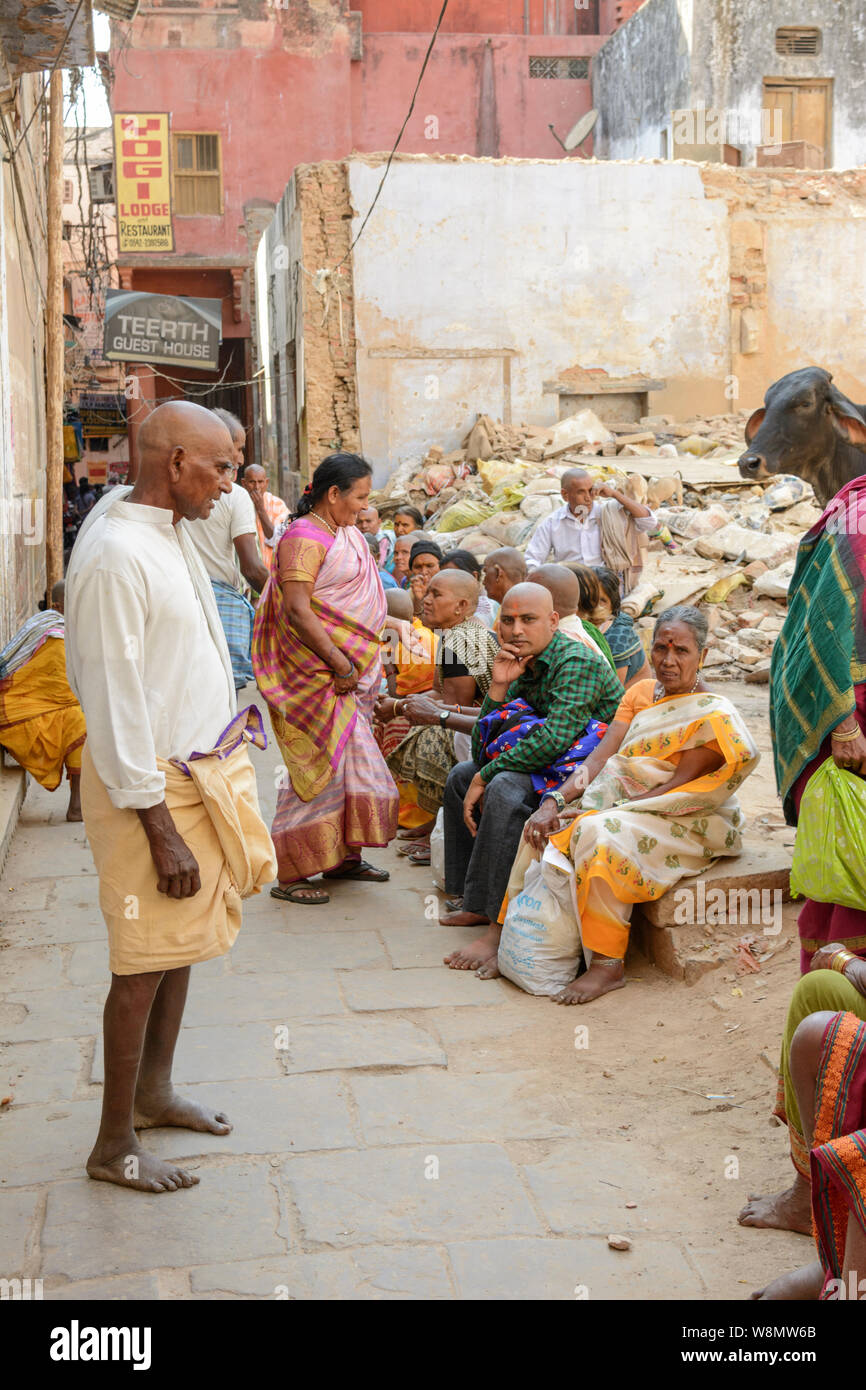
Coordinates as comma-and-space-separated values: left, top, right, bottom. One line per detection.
103, 290, 222, 371
113, 113, 174, 253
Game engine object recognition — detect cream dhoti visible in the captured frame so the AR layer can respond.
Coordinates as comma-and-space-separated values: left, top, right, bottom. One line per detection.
82, 708, 276, 976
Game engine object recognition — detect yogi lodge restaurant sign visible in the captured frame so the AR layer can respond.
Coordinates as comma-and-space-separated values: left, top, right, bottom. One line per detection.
113, 113, 174, 253
103, 291, 223, 371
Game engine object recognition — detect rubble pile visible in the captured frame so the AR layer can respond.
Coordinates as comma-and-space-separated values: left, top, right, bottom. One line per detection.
372, 407, 818, 681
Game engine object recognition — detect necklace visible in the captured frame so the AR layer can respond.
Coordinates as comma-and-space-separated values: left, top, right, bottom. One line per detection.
309, 509, 338, 537
655, 673, 702, 701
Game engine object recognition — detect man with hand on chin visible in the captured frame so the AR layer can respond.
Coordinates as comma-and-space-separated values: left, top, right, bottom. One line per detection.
440, 582, 622, 976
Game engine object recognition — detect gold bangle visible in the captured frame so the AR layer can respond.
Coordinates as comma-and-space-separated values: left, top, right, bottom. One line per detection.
829, 949, 857, 974
831, 725, 861, 742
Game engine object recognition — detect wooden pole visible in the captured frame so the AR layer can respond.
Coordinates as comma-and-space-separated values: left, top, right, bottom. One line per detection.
45, 70, 64, 596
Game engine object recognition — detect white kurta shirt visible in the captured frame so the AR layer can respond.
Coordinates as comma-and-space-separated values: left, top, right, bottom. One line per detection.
65, 498, 235, 810
524, 499, 657, 570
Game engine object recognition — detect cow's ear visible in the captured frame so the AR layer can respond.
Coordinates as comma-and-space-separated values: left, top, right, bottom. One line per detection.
828, 390, 866, 451
744, 408, 765, 442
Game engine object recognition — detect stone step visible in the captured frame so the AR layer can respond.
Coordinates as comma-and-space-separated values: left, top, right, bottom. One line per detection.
631, 847, 792, 984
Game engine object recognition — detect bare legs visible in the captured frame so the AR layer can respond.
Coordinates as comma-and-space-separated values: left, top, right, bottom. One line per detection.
66, 770, 82, 822
87, 965, 228, 1194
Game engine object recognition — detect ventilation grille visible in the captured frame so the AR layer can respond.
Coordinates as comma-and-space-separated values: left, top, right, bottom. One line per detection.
776, 27, 821, 56
529, 57, 589, 79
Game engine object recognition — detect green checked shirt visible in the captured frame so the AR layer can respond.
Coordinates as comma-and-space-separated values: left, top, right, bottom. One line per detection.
470, 629, 623, 784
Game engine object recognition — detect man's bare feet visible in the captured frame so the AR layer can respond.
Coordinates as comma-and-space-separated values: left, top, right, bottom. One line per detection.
476, 958, 501, 980
86, 1138, 199, 1194
751, 1261, 824, 1301
439, 909, 490, 927
553, 958, 625, 1005
737, 1175, 812, 1235
66, 776, 82, 821
133, 1091, 232, 1134
445, 923, 501, 971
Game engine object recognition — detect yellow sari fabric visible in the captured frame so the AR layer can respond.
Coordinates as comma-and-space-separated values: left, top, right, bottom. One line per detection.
0, 638, 86, 789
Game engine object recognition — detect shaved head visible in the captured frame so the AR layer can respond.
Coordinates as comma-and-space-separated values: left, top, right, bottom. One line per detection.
386, 588, 414, 621
133, 400, 236, 524
498, 581, 558, 658
422, 567, 480, 630
561, 468, 592, 488
482, 546, 526, 601
527, 564, 579, 619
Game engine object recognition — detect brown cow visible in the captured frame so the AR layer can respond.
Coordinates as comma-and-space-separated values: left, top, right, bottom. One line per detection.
738, 367, 866, 508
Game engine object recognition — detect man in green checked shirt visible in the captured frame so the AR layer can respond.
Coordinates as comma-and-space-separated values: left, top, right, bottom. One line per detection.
441, 582, 622, 975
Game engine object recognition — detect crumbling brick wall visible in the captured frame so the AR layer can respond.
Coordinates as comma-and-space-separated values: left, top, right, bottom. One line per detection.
295, 160, 361, 472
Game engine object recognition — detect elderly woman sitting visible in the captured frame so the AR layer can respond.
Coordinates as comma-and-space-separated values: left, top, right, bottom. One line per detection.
503, 605, 759, 1004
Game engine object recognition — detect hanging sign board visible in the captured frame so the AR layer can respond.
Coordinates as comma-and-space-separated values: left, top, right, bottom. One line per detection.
113, 112, 174, 253
103, 290, 222, 371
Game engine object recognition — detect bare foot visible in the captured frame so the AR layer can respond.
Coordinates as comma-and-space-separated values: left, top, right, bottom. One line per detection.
738, 1175, 812, 1235
66, 805, 83, 822
476, 958, 501, 980
87, 1138, 199, 1194
439, 909, 490, 927
133, 1091, 232, 1135
66, 774, 82, 821
445, 924, 501, 971
553, 959, 625, 1005
751, 1261, 824, 1300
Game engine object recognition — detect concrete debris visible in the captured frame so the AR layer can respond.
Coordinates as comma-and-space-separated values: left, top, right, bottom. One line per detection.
371, 410, 816, 679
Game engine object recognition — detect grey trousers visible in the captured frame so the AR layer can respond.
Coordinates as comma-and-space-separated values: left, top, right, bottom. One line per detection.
443, 760, 540, 921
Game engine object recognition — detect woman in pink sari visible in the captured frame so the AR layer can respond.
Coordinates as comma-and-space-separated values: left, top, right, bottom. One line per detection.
253, 453, 398, 904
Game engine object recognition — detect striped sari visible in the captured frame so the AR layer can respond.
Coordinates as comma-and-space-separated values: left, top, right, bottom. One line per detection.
253, 519, 397, 882
810, 1011, 866, 1299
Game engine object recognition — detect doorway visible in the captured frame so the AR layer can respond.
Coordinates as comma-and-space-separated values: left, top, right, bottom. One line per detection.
763, 78, 833, 166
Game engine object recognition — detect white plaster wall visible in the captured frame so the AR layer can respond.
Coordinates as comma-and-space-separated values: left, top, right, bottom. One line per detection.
348, 159, 730, 480
765, 217, 866, 400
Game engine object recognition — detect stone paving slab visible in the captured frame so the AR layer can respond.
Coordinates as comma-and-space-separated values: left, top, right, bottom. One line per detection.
42, 1159, 287, 1280
139, 1077, 356, 1159
1, 880, 52, 914
0, 946, 67, 992
1, 904, 105, 946
45, 1273, 162, 1300
279, 1016, 446, 1074
0, 1098, 102, 1186
240, 893, 394, 935
350, 1070, 578, 1145
91, 1021, 283, 1085
2, 831, 94, 885
0, 1188, 39, 1270
1, 1038, 87, 1103
229, 929, 387, 974
521, 1139, 674, 1234
182, 971, 344, 1026
0, 986, 102, 1043
380, 923, 481, 969
282, 1144, 543, 1246
341, 967, 509, 1012
190, 1245, 454, 1300
447, 1236, 700, 1300
68, 941, 226, 990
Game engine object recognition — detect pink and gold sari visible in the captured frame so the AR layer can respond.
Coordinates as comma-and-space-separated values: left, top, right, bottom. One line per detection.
253, 519, 397, 881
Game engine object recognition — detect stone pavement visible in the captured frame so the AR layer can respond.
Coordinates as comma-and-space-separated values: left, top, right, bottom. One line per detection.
0, 691, 805, 1301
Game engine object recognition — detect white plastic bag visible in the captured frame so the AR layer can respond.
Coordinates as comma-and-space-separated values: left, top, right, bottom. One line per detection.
497, 853, 582, 996
430, 808, 445, 891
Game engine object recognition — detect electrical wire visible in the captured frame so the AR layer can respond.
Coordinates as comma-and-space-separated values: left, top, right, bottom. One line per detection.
332, 0, 449, 271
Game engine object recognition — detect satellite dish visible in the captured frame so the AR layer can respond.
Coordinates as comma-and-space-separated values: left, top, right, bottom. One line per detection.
564, 108, 598, 151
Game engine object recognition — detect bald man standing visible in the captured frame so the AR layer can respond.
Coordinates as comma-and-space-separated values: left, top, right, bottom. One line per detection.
524, 470, 655, 585
65, 400, 276, 1193
442, 582, 622, 975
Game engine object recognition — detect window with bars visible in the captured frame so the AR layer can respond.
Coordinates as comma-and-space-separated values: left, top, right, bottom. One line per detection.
776, 27, 821, 56
63, 178, 75, 203
529, 56, 589, 79
171, 133, 222, 216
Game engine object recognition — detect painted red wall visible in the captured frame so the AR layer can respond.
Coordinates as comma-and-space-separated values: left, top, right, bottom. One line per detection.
355, 0, 588, 35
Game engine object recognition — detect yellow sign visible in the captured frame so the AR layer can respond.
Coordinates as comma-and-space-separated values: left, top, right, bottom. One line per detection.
113, 113, 174, 253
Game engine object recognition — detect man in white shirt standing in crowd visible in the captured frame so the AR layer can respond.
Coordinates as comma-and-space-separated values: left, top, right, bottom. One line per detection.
524, 468, 656, 590
65, 400, 276, 1193
186, 407, 269, 689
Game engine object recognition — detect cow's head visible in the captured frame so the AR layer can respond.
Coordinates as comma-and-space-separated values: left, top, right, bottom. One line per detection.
738, 367, 866, 485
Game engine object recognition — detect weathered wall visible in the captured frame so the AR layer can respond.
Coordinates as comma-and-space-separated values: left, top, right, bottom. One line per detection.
346, 155, 730, 482
266, 155, 866, 483
592, 0, 693, 159
0, 72, 48, 644
596, 0, 866, 168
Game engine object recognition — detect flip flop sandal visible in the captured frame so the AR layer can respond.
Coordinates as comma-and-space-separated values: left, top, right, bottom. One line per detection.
322, 858, 390, 883
396, 838, 431, 857
270, 882, 330, 905
444, 896, 463, 913
407, 847, 431, 866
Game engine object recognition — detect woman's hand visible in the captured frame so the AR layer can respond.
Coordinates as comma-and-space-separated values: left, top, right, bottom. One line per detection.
523, 798, 560, 852
810, 942, 866, 997
409, 574, 427, 613
374, 695, 397, 723
333, 659, 359, 695
831, 722, 866, 776
403, 693, 441, 726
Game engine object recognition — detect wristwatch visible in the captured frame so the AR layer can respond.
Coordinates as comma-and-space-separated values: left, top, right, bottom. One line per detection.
439, 709, 449, 728
542, 790, 567, 812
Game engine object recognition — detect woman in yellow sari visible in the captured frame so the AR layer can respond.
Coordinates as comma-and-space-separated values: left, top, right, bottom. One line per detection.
510, 605, 759, 1003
